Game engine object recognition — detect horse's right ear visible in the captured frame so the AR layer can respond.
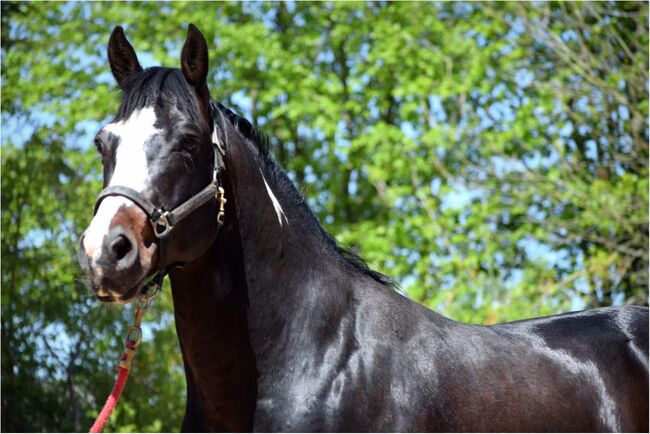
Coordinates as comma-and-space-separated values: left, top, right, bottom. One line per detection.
108, 26, 142, 89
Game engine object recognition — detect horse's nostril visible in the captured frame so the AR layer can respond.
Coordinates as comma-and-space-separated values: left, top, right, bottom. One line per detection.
111, 235, 132, 261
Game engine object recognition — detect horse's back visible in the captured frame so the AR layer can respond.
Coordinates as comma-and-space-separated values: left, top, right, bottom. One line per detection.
343, 290, 650, 432
367, 297, 649, 432
489, 305, 648, 432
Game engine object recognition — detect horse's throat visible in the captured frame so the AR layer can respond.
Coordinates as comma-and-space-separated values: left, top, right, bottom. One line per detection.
169, 256, 256, 431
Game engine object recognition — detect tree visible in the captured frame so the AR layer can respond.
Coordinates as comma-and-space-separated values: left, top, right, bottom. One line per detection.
2, 2, 647, 431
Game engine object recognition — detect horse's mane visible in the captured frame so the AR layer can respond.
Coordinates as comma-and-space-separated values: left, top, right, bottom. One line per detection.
115, 66, 394, 289
213, 103, 395, 289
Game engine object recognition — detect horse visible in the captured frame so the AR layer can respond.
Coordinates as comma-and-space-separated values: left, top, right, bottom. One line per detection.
77, 24, 649, 432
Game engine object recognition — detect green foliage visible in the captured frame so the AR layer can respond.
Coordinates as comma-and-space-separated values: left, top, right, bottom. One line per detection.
2, 1, 647, 431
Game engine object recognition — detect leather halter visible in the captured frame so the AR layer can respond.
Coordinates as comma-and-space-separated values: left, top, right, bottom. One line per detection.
93, 101, 227, 273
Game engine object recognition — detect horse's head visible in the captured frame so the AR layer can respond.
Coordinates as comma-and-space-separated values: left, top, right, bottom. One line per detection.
78, 25, 222, 303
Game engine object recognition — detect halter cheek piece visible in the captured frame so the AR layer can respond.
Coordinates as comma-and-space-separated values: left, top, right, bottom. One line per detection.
92, 101, 227, 285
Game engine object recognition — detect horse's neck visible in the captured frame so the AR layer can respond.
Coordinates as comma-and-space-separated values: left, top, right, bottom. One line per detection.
169, 240, 256, 431
225, 132, 354, 363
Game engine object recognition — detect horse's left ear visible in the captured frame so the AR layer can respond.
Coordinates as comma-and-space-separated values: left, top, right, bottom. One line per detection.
181, 24, 209, 91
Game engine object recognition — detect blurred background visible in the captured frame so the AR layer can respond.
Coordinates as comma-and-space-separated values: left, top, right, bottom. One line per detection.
2, 1, 648, 431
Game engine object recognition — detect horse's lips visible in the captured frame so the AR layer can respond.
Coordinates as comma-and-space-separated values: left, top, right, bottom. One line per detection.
95, 279, 143, 305
91, 241, 159, 305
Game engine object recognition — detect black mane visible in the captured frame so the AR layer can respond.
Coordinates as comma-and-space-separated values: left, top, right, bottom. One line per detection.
212, 103, 395, 289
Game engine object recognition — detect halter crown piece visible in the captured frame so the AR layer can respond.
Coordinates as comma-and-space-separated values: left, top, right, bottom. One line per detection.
93, 100, 227, 278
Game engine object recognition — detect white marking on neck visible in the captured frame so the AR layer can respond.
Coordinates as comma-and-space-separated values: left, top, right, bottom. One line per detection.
260, 170, 288, 227
83, 107, 160, 263
212, 124, 225, 154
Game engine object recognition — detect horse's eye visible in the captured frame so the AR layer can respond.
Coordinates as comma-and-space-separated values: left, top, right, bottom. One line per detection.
94, 138, 104, 155
179, 134, 199, 153
184, 134, 199, 145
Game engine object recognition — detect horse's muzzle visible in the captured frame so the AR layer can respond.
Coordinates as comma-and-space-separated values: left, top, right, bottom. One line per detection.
77, 198, 158, 302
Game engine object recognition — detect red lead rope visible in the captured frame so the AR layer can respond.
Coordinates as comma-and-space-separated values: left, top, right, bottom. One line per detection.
89, 366, 130, 433
89, 283, 161, 433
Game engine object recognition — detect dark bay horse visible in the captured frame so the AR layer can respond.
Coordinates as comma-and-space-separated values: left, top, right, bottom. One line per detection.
77, 25, 649, 432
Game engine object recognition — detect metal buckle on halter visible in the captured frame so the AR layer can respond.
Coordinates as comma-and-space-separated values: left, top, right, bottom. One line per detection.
216, 186, 226, 226
153, 211, 174, 238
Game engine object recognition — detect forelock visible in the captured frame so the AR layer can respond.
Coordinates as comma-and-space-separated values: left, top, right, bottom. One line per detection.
115, 67, 205, 127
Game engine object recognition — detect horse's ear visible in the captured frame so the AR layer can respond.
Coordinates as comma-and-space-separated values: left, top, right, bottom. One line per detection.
108, 26, 142, 88
180, 23, 209, 91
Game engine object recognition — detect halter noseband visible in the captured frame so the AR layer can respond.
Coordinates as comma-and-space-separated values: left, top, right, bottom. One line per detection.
92, 101, 227, 273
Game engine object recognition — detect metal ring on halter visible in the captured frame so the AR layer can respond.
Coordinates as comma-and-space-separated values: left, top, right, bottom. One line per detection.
139, 273, 163, 304
153, 212, 174, 238
141, 284, 161, 303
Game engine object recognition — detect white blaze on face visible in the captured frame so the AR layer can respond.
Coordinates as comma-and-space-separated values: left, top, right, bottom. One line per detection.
82, 107, 160, 261
105, 107, 159, 191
